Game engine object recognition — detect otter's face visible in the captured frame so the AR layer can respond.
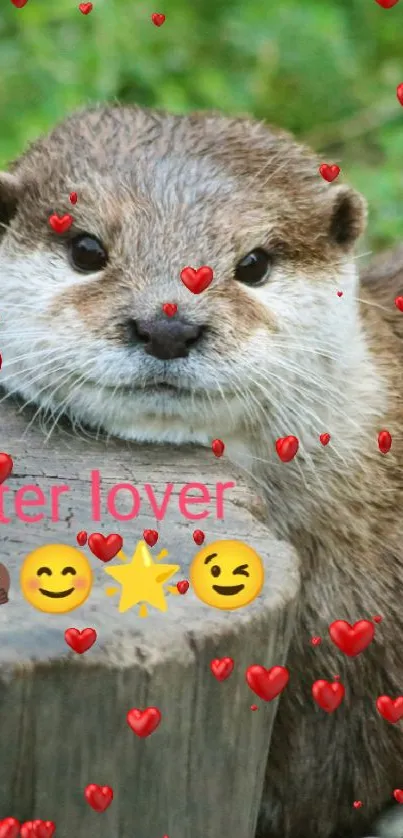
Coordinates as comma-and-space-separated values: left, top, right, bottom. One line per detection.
0, 106, 370, 456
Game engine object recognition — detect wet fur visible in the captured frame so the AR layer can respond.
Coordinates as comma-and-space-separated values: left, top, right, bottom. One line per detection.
0, 105, 402, 838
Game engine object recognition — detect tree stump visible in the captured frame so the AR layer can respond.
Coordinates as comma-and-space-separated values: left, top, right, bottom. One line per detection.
0, 398, 300, 838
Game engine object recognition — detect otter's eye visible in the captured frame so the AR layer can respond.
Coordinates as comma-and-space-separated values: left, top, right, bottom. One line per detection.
69, 234, 108, 273
235, 248, 272, 286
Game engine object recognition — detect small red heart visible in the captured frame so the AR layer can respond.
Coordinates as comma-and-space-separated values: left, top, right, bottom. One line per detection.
0, 453, 13, 485
127, 706, 162, 737
275, 436, 299, 463
69, 192, 78, 204
151, 13, 166, 25
336, 290, 343, 297
48, 213, 73, 234
375, 0, 399, 7
250, 704, 258, 711
378, 429, 392, 454
180, 265, 213, 294
319, 164, 341, 183
31, 822, 55, 838
397, 84, 403, 105
84, 784, 113, 812
393, 789, 403, 804
310, 636, 322, 646
88, 532, 123, 562
79, 2, 93, 13
20, 824, 34, 838
176, 580, 189, 594
162, 303, 177, 317
246, 665, 289, 701
353, 801, 363, 809
376, 695, 403, 723
312, 679, 345, 712
10, 0, 28, 7
395, 296, 403, 311
328, 619, 375, 656
372, 615, 383, 623
76, 530, 87, 546
65, 627, 97, 654
319, 433, 331, 446
0, 819, 20, 838
193, 529, 205, 545
143, 529, 158, 547
210, 657, 234, 681
211, 439, 225, 457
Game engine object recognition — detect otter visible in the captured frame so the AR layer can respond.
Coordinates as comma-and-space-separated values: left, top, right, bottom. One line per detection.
0, 105, 402, 838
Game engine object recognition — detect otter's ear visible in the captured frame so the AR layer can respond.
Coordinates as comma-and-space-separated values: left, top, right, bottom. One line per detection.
328, 185, 367, 249
0, 172, 21, 229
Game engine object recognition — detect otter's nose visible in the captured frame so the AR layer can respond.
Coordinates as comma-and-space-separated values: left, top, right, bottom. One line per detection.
127, 317, 204, 360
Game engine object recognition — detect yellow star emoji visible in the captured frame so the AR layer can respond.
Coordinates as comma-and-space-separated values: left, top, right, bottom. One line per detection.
104, 540, 180, 614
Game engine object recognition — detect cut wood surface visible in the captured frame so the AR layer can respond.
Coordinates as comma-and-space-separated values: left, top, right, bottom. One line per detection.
0, 397, 300, 838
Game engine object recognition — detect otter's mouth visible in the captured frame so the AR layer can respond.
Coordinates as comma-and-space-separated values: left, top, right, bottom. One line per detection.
212, 584, 245, 596
39, 587, 75, 598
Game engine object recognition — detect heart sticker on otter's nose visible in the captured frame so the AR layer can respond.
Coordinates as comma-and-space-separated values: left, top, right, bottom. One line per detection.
180, 266, 213, 294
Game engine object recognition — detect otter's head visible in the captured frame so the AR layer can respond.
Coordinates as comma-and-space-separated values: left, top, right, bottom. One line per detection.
0, 105, 370, 457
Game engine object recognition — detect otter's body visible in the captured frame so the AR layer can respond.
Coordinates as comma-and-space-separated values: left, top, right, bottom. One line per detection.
0, 105, 402, 838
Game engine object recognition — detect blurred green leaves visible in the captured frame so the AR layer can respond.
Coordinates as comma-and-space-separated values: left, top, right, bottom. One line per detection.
1, 0, 402, 251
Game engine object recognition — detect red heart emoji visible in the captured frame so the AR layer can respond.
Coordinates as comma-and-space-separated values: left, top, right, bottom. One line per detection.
0, 819, 20, 838
245, 665, 289, 701
319, 164, 341, 183
193, 529, 205, 545
48, 213, 73, 233
0, 453, 13, 485
176, 580, 189, 594
275, 436, 299, 463
20, 824, 34, 838
372, 615, 383, 623
162, 303, 177, 317
84, 784, 113, 812
10, 0, 28, 6
143, 529, 158, 547
336, 290, 343, 297
127, 706, 162, 737
312, 679, 345, 712
32, 822, 55, 838
376, 0, 399, 7
79, 2, 93, 13
210, 657, 234, 681
211, 439, 225, 457
180, 265, 213, 294
397, 84, 403, 105
395, 295, 403, 311
353, 801, 363, 809
76, 530, 87, 546
393, 789, 403, 804
328, 619, 375, 656
376, 695, 403, 723
65, 627, 97, 654
310, 636, 322, 646
378, 429, 392, 454
151, 13, 166, 26
319, 433, 331, 446
88, 533, 123, 562
69, 192, 78, 204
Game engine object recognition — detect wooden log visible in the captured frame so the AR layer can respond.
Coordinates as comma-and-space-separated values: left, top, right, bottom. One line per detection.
0, 397, 300, 838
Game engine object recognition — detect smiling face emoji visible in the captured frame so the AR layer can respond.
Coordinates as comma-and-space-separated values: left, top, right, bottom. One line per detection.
190, 539, 264, 610
20, 544, 93, 613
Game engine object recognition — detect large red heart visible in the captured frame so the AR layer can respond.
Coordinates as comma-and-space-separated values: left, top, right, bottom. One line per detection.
0, 819, 20, 838
376, 695, 403, 723
393, 789, 403, 804
127, 706, 162, 737
20, 825, 34, 838
32, 823, 55, 838
0, 453, 13, 485
395, 296, 403, 311
397, 84, 403, 106
312, 679, 345, 712
151, 13, 166, 25
84, 784, 113, 812
210, 657, 234, 681
79, 2, 93, 13
65, 627, 97, 654
10, 0, 28, 6
275, 436, 299, 463
88, 533, 123, 562
180, 266, 213, 294
245, 665, 289, 701
375, 0, 399, 7
48, 214, 73, 234
319, 164, 340, 182
328, 619, 375, 656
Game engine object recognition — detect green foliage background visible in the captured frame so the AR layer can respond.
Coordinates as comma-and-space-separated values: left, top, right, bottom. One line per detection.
1, 0, 402, 253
